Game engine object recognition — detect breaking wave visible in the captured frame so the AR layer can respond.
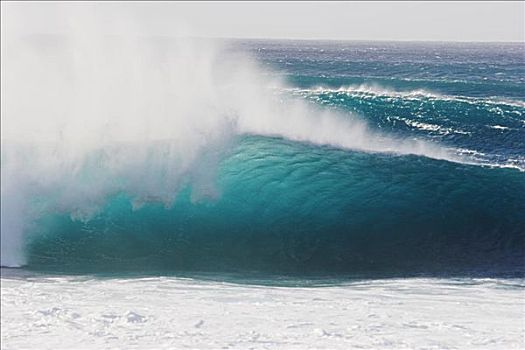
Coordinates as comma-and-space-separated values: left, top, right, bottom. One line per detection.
1, 7, 524, 276
1, 25, 467, 268
289, 85, 525, 108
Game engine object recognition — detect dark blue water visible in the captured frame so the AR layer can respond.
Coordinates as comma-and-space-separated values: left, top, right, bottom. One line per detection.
242, 40, 525, 166
24, 40, 525, 277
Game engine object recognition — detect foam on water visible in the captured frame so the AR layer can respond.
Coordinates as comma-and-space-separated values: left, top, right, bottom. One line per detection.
2, 271, 524, 349
289, 84, 525, 108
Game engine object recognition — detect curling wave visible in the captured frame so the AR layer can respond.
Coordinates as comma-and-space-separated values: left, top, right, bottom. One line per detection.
1, 33, 468, 267
2, 16, 524, 275
23, 136, 525, 276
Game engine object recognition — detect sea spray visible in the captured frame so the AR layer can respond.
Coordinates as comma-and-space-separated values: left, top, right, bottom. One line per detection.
0, 5, 490, 268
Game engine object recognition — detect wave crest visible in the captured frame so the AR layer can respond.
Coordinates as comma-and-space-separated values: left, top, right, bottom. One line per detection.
290, 84, 525, 108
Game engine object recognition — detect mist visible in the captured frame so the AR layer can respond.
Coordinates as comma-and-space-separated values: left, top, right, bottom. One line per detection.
1, 3, 457, 267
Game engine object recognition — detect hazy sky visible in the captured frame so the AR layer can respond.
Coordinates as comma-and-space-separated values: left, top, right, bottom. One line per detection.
2, 1, 524, 42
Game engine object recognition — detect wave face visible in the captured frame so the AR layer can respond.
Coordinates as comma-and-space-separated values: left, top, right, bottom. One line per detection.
26, 136, 525, 276
2, 14, 525, 276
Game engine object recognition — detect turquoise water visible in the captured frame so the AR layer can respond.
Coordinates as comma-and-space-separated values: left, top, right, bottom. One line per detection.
11, 41, 525, 277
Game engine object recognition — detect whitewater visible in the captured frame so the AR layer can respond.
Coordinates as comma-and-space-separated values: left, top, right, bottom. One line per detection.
2, 3, 525, 349
2, 272, 524, 349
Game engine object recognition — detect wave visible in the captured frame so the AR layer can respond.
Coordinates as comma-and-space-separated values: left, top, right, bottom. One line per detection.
285, 84, 525, 171
392, 117, 471, 136
2, 28, 472, 267
22, 137, 525, 276
289, 85, 525, 108
2, 13, 523, 272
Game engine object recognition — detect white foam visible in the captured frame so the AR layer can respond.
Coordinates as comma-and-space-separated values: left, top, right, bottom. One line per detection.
291, 85, 525, 108
397, 118, 471, 136
487, 125, 511, 130
2, 274, 524, 349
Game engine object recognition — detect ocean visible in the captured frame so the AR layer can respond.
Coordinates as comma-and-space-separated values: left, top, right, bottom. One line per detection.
1, 39, 524, 349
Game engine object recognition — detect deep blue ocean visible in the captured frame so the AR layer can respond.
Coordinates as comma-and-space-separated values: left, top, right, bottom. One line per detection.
13, 40, 525, 278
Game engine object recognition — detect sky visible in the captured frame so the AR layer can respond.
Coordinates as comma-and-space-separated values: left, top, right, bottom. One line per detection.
2, 1, 524, 42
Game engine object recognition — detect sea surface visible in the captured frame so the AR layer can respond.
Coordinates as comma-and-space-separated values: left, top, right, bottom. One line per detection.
1, 39, 524, 349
